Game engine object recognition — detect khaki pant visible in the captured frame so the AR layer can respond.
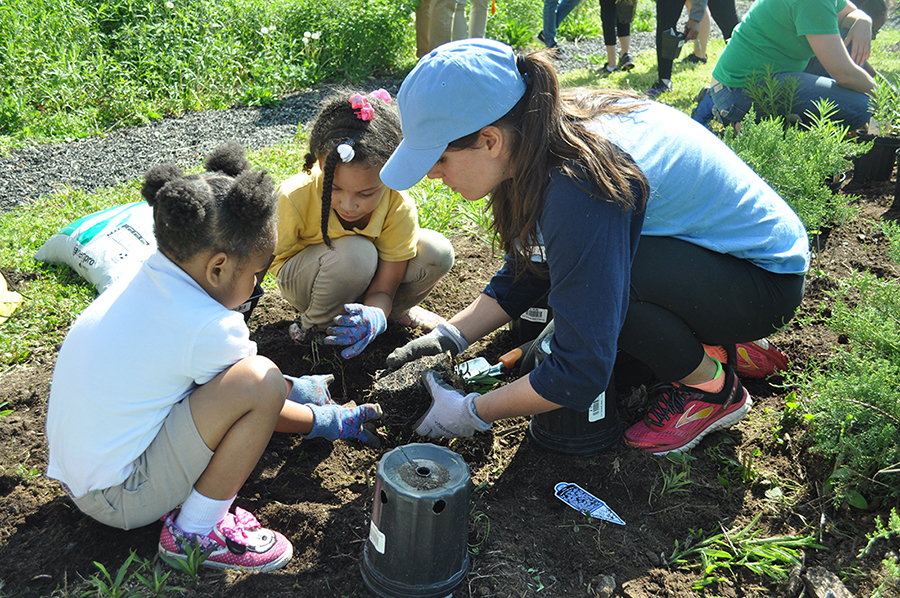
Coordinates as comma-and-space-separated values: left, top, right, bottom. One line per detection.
276, 229, 454, 329
416, 0, 456, 57
72, 398, 213, 530
452, 0, 491, 40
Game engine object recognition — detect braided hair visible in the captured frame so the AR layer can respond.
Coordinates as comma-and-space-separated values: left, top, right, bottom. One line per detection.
302, 88, 402, 247
141, 140, 276, 266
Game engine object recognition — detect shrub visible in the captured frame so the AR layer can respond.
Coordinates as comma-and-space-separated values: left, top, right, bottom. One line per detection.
722, 101, 867, 236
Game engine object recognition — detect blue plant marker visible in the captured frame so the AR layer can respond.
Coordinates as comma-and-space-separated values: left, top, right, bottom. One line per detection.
554, 482, 626, 526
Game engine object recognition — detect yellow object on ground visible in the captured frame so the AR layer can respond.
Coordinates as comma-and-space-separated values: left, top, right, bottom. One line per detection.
0, 274, 23, 325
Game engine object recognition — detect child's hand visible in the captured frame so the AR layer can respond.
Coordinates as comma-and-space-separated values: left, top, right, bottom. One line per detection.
304, 403, 384, 446
325, 304, 387, 359
285, 374, 336, 406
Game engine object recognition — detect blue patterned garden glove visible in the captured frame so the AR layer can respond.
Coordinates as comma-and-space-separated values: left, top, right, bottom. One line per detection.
285, 374, 336, 406
304, 403, 384, 446
324, 303, 387, 359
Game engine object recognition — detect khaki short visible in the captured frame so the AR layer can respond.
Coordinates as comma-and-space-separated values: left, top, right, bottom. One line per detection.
72, 398, 213, 530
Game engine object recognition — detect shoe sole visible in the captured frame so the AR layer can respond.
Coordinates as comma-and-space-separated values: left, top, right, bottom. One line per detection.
159, 542, 294, 572
650, 392, 753, 456
619, 63, 635, 72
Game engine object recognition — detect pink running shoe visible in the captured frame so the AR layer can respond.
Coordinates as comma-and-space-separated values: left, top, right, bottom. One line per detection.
623, 365, 752, 455
734, 339, 789, 379
159, 508, 293, 572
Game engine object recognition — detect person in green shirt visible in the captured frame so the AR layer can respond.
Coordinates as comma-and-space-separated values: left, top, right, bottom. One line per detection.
708, 0, 875, 129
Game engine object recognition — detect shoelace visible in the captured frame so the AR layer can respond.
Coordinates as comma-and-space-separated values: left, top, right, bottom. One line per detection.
645, 383, 689, 426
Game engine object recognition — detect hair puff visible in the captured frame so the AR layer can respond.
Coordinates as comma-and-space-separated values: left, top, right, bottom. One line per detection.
157, 179, 211, 228
224, 170, 275, 226
142, 163, 183, 205
205, 140, 250, 177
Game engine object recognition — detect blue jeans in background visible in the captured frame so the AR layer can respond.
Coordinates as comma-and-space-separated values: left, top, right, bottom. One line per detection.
709, 72, 872, 130
543, 0, 583, 48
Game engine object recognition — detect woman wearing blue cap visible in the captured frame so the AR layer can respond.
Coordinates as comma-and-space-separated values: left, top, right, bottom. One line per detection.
381, 39, 809, 455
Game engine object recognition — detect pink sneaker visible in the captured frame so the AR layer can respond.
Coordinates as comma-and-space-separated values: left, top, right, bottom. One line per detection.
734, 339, 789, 379
391, 306, 444, 330
159, 508, 293, 572
623, 365, 752, 455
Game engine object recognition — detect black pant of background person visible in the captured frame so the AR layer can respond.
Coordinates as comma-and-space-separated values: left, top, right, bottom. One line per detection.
599, 0, 632, 47
655, 0, 739, 82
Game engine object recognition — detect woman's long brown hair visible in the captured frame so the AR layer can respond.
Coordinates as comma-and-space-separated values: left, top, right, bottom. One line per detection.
448, 50, 649, 271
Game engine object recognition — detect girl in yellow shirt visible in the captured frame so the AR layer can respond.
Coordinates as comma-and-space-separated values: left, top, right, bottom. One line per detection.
271, 90, 454, 358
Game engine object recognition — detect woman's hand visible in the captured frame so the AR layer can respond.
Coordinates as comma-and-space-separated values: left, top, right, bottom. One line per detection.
325, 304, 387, 359
844, 15, 872, 66
385, 321, 469, 369
414, 370, 491, 438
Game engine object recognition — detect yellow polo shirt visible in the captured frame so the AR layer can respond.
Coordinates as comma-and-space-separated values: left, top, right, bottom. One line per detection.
270, 165, 419, 277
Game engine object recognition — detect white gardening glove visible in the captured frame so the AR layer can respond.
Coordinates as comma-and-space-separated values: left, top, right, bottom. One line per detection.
415, 370, 491, 438
386, 321, 469, 369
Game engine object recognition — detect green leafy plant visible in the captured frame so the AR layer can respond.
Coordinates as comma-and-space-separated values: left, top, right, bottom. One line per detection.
669, 513, 826, 589
743, 68, 800, 121
870, 74, 900, 136
557, 4, 602, 41
82, 551, 140, 598
656, 452, 695, 499
859, 507, 900, 558
132, 559, 185, 597
0, 0, 416, 145
784, 271, 900, 506
859, 508, 900, 598
486, 0, 540, 49
158, 541, 211, 583
879, 220, 900, 264
722, 100, 867, 236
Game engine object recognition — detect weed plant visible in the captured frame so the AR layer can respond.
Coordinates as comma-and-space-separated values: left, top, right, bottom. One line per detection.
669, 512, 825, 589
784, 270, 900, 507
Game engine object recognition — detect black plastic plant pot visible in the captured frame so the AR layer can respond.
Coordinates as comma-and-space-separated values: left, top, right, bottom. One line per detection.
521, 321, 622, 456
895, 149, 900, 206
853, 134, 900, 182
233, 282, 264, 323
616, 0, 635, 24
659, 28, 685, 62
361, 443, 472, 598
509, 294, 553, 344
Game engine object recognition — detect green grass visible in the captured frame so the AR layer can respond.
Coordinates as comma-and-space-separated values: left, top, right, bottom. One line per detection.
0, 0, 416, 148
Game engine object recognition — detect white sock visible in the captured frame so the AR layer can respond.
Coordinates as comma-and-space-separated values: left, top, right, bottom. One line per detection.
662, 78, 672, 85
174, 489, 235, 536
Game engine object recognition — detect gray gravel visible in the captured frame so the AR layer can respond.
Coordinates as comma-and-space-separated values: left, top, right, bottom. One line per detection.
0, 81, 404, 213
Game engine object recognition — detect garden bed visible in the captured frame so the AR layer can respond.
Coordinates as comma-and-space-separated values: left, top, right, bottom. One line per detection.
1, 173, 899, 597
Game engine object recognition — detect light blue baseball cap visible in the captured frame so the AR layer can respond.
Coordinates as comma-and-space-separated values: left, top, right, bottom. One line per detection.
380, 38, 527, 191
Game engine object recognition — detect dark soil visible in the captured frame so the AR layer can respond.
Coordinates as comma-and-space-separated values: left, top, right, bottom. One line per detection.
1, 170, 900, 598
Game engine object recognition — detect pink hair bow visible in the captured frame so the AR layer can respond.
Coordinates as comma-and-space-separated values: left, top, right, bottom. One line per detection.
368, 88, 392, 103
349, 94, 375, 121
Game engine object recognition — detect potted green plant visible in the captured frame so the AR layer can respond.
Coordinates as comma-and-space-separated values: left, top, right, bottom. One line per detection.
854, 75, 900, 182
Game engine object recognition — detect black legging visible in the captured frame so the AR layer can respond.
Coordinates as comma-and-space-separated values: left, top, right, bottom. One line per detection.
655, 0, 739, 80
599, 0, 631, 46
617, 236, 805, 382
